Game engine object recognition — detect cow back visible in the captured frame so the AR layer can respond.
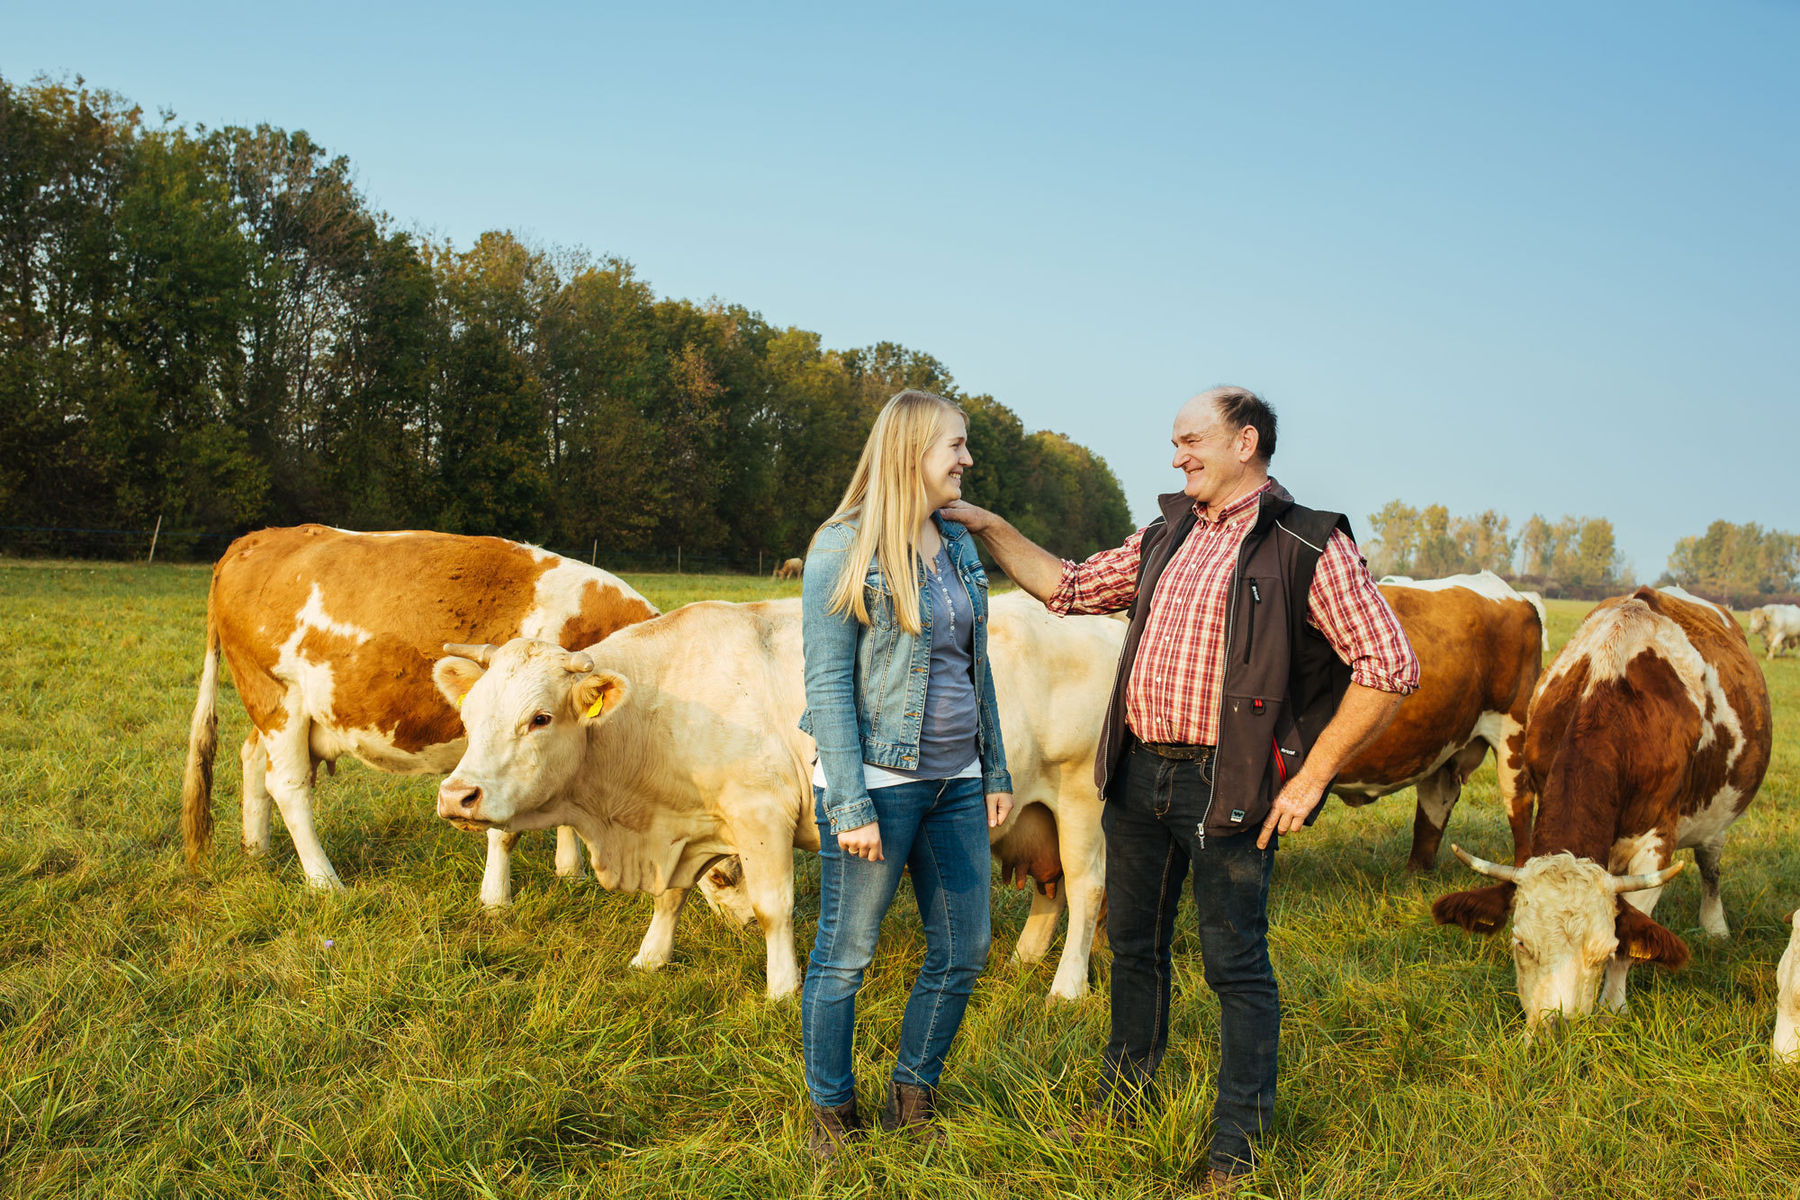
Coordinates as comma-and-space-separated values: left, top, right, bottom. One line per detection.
212, 525, 655, 756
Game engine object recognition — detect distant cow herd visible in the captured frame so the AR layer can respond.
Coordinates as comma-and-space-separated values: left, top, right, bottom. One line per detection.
181, 526, 1797, 1059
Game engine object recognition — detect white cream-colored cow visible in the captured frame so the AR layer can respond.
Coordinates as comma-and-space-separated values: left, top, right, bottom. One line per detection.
1775, 910, 1800, 1065
432, 592, 1120, 1000
181, 525, 657, 901
1748, 604, 1800, 660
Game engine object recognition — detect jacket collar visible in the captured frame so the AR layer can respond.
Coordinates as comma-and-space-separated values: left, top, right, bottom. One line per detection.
1156, 478, 1293, 530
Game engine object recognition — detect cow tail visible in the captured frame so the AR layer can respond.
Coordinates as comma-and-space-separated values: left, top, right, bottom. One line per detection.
181, 597, 221, 869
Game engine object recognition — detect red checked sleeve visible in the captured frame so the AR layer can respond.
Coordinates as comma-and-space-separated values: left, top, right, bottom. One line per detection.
1044, 526, 1147, 616
1306, 530, 1419, 694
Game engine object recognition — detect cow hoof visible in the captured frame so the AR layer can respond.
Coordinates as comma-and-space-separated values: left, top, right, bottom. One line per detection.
304, 874, 345, 892
628, 953, 669, 971
480, 893, 512, 910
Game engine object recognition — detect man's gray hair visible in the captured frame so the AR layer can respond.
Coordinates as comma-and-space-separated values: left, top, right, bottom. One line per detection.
1200, 385, 1277, 464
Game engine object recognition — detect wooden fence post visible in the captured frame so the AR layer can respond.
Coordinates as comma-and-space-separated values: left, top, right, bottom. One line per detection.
147, 515, 162, 565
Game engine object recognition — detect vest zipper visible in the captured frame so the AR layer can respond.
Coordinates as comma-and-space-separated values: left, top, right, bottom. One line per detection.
1200, 526, 1255, 848
1243, 579, 1260, 664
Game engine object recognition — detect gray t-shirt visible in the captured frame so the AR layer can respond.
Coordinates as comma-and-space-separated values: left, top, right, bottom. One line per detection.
891, 544, 979, 780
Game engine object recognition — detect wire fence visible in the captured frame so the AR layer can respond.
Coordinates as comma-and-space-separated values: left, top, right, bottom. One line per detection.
0, 525, 796, 577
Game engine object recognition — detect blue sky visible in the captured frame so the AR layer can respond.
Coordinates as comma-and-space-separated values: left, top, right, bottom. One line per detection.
9, 0, 1797, 577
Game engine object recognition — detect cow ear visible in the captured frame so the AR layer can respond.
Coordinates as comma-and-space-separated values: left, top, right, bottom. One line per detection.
1431, 883, 1516, 935
1615, 906, 1690, 971
434, 655, 487, 710
572, 671, 629, 724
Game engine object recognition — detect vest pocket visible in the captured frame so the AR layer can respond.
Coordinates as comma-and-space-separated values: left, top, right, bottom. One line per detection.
1241, 575, 1275, 664
1217, 692, 1285, 834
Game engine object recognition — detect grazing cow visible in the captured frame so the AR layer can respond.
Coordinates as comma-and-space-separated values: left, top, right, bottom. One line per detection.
1748, 604, 1800, 660
432, 591, 1121, 999
182, 525, 658, 902
1331, 571, 1545, 869
1433, 586, 1771, 1030
772, 557, 805, 580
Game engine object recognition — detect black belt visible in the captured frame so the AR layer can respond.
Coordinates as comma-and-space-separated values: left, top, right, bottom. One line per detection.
1138, 740, 1215, 763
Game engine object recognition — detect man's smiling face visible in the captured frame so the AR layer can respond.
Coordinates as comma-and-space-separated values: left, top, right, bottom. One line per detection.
1171, 396, 1258, 508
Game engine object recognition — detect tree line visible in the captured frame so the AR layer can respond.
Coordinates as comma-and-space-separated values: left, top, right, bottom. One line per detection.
1366, 500, 1798, 604
0, 75, 1133, 566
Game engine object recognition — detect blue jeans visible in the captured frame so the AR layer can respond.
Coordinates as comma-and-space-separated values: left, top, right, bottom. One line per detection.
1100, 742, 1279, 1175
802, 776, 993, 1107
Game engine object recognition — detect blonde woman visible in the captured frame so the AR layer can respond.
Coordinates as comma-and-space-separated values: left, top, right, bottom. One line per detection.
796, 389, 1014, 1159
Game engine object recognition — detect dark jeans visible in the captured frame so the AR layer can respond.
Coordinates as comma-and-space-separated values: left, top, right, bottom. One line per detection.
1100, 741, 1279, 1175
802, 777, 993, 1107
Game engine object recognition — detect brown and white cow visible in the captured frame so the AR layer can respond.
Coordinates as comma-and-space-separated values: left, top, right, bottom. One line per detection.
181, 525, 657, 902
1433, 585, 1772, 1030
1331, 571, 1545, 870
431, 591, 1121, 1000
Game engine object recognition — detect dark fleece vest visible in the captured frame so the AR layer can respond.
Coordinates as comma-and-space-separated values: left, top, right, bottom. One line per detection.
1095, 485, 1356, 842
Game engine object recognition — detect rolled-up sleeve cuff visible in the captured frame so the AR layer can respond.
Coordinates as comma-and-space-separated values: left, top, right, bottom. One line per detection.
983, 767, 1014, 794
825, 796, 877, 836
1350, 654, 1420, 696
1043, 560, 1082, 615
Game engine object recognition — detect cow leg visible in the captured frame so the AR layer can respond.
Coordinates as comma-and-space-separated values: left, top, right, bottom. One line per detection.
630, 886, 690, 970
239, 731, 273, 857
1408, 753, 1472, 871
555, 826, 587, 878
480, 829, 524, 908
1012, 888, 1066, 965
1047, 795, 1106, 1001
1600, 885, 1667, 1012
736, 844, 799, 1000
1694, 835, 1730, 938
262, 714, 342, 890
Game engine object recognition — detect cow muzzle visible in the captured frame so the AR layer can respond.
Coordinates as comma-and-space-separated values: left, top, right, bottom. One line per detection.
437, 780, 494, 831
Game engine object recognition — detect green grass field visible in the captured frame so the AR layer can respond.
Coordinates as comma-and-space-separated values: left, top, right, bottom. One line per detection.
2, 562, 1797, 1199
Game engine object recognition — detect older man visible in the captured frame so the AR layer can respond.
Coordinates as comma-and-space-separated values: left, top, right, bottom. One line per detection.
941, 386, 1417, 1191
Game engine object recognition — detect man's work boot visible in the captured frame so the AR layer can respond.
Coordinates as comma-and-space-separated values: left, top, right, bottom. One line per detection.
806, 1096, 863, 1163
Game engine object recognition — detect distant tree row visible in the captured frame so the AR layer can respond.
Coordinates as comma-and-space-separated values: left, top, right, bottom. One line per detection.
1662, 521, 1800, 604
1365, 502, 1800, 605
0, 75, 1132, 565
1364, 501, 1627, 593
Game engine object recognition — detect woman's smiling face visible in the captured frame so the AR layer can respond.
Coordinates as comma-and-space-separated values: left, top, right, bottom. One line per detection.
921, 414, 973, 510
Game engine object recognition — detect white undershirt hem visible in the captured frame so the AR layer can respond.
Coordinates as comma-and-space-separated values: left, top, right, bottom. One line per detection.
812, 755, 982, 792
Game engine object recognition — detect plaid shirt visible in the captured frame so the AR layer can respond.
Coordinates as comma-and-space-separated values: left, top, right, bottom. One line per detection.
1046, 479, 1418, 746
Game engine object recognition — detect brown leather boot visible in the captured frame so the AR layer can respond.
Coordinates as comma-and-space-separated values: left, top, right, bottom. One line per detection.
879, 1079, 942, 1141
806, 1096, 863, 1162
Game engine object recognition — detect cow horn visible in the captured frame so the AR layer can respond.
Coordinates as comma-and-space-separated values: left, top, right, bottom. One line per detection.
565, 651, 594, 674
1452, 843, 1521, 884
1607, 860, 1685, 893
443, 642, 496, 666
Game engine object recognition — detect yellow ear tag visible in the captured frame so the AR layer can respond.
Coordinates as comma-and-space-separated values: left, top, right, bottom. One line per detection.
583, 693, 606, 719
456, 691, 467, 709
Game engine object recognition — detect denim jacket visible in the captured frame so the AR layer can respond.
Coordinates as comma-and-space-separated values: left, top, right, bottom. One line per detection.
799, 514, 1013, 836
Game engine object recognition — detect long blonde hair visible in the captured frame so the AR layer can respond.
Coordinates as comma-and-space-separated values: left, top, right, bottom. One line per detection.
818, 389, 965, 634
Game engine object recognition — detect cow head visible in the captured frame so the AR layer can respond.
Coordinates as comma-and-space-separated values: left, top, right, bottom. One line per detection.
432, 639, 629, 832
1749, 609, 1770, 638
1438, 845, 1686, 1031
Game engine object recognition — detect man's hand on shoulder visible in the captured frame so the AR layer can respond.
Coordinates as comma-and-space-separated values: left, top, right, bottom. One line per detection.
937, 500, 1001, 533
